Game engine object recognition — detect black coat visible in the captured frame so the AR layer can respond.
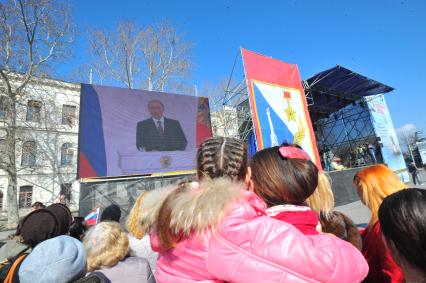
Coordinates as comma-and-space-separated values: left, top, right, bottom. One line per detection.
136, 117, 187, 151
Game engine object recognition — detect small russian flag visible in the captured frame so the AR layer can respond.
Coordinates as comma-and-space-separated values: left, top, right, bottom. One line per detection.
84, 208, 100, 226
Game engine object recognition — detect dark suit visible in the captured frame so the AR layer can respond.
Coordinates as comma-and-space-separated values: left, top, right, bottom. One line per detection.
136, 117, 187, 151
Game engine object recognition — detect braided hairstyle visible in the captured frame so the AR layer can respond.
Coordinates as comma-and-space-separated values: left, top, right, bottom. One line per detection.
197, 137, 248, 181
156, 137, 248, 250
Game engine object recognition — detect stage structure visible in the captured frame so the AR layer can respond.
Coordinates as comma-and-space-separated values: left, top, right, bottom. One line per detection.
305, 66, 408, 181
214, 52, 408, 182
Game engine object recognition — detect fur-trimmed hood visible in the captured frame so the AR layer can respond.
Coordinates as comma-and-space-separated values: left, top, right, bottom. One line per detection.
138, 178, 245, 235
137, 184, 176, 235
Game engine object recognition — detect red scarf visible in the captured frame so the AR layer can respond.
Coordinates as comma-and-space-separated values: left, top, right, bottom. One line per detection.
267, 205, 320, 235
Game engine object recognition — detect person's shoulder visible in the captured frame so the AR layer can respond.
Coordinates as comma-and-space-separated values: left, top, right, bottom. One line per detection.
137, 118, 153, 126
164, 117, 180, 124
364, 221, 381, 239
122, 256, 150, 269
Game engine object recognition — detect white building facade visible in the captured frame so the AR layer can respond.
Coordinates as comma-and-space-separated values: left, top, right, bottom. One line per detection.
0, 76, 80, 215
210, 106, 240, 138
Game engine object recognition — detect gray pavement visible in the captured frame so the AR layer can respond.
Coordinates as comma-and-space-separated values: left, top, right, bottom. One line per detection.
0, 230, 13, 241
335, 200, 371, 226
335, 168, 426, 226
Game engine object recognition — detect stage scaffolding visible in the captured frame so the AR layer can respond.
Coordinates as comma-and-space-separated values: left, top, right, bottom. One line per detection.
215, 54, 394, 170
312, 100, 383, 168
210, 51, 253, 142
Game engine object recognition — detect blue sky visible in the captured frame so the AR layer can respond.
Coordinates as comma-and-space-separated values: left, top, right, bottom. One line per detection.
69, 0, 426, 133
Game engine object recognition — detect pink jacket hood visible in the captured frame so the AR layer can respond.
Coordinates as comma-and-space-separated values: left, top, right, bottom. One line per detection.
141, 178, 368, 283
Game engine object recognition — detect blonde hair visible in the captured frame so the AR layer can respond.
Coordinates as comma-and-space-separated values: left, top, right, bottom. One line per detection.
306, 171, 334, 219
126, 192, 147, 239
354, 164, 407, 227
83, 221, 129, 272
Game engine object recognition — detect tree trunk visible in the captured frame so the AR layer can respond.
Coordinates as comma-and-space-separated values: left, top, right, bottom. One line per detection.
6, 170, 19, 226
6, 98, 19, 227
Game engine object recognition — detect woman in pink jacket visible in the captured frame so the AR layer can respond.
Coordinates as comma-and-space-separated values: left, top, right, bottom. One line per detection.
249, 144, 321, 235
138, 137, 368, 283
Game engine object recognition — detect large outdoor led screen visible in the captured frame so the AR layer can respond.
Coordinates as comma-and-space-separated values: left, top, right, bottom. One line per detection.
78, 84, 212, 178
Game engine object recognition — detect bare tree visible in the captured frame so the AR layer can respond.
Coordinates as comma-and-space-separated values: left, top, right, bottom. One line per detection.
0, 0, 74, 226
88, 20, 192, 91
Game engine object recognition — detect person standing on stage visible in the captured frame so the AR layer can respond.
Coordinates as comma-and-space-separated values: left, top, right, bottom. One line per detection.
367, 142, 377, 164
136, 100, 187, 152
356, 144, 365, 165
322, 146, 332, 171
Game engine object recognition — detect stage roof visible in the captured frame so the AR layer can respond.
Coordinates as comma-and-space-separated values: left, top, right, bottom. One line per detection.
305, 65, 394, 123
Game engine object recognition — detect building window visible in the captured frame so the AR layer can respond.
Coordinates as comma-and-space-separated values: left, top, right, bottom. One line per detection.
0, 96, 6, 119
19, 186, 33, 208
26, 100, 42, 122
60, 143, 73, 165
0, 189, 3, 210
62, 105, 77, 126
60, 183, 72, 204
21, 141, 36, 167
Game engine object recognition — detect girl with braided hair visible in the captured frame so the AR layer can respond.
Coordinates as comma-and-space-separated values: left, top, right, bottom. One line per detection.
137, 137, 368, 283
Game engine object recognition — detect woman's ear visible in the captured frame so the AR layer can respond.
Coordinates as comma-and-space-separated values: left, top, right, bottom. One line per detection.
245, 167, 252, 184
245, 167, 254, 192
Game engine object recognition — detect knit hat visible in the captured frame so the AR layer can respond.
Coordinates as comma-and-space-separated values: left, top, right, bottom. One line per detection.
100, 204, 121, 222
19, 209, 61, 248
46, 203, 73, 235
19, 235, 87, 283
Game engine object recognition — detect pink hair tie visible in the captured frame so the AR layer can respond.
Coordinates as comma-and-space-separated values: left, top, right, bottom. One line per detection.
278, 146, 311, 161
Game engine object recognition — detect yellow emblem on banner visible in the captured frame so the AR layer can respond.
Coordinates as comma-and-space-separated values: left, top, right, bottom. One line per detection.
293, 116, 306, 146
160, 156, 172, 168
285, 101, 296, 122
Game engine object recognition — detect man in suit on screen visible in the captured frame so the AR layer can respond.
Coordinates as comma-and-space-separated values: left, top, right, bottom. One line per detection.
136, 99, 187, 151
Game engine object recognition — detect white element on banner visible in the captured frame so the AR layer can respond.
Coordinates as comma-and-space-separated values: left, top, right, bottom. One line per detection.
254, 81, 315, 162
266, 107, 279, 146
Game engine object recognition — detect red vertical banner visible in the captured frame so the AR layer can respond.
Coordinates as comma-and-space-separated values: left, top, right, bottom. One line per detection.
241, 48, 321, 169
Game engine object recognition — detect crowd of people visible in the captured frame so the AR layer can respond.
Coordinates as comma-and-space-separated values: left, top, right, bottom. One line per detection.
0, 136, 424, 282
323, 142, 380, 171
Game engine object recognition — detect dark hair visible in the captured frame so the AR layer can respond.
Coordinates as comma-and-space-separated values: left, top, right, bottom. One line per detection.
250, 145, 318, 207
379, 188, 426, 273
148, 99, 164, 108
100, 204, 121, 223
197, 137, 248, 181
69, 217, 87, 241
32, 201, 45, 209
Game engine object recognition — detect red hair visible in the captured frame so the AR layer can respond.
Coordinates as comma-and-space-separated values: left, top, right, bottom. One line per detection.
354, 164, 407, 227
